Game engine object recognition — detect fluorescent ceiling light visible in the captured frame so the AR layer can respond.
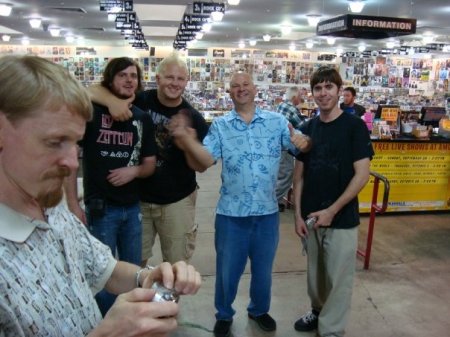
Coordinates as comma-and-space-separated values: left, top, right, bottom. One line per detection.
238, 41, 245, 48
307, 14, 321, 27
358, 45, 366, 52
348, 0, 365, 13
21, 37, 30, 45
228, 0, 240, 5
65, 35, 75, 43
305, 41, 314, 49
262, 34, 271, 42
2, 34, 10, 42
211, 11, 224, 22
0, 3, 12, 16
327, 37, 336, 45
249, 39, 257, 46
29, 18, 42, 29
289, 43, 296, 51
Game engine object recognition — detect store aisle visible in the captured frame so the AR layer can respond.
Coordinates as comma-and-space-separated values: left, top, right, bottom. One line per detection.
149, 164, 450, 337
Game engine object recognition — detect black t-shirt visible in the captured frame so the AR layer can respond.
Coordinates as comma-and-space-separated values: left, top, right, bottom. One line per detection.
295, 113, 374, 229
81, 103, 156, 205
134, 89, 209, 204
340, 102, 366, 117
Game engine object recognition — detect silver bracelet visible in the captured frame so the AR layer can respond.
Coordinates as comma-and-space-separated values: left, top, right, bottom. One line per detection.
135, 265, 155, 288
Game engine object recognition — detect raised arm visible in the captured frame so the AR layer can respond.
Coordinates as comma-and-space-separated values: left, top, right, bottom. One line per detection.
88, 84, 134, 121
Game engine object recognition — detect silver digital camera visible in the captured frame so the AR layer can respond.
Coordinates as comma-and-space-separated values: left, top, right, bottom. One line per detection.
305, 217, 317, 229
151, 282, 180, 303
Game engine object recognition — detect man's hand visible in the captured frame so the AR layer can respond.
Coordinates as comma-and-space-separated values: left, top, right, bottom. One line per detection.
109, 95, 135, 122
107, 166, 138, 187
289, 124, 311, 152
167, 112, 197, 151
92, 288, 178, 337
141, 261, 201, 296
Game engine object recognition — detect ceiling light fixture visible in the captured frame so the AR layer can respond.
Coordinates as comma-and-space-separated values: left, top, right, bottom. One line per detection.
0, 3, 12, 16
21, 37, 30, 45
29, 18, 42, 29
336, 47, 344, 56
227, 0, 240, 5
262, 34, 271, 42
348, 0, 365, 13
65, 35, 75, 43
386, 41, 395, 49
305, 41, 314, 49
327, 37, 336, 45
422, 34, 434, 44
2, 34, 10, 42
289, 43, 296, 51
306, 14, 322, 27
281, 25, 292, 35
49, 28, 60, 37
211, 11, 224, 22
202, 22, 212, 32
358, 45, 366, 52
249, 39, 257, 46
238, 41, 245, 48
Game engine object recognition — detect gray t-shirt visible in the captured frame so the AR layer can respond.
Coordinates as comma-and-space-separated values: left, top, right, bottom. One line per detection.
0, 202, 117, 336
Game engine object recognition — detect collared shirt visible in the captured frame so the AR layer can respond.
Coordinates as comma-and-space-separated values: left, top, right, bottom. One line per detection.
276, 100, 306, 130
203, 107, 295, 216
0, 203, 117, 337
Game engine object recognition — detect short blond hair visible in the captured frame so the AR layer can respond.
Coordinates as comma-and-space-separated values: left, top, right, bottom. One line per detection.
0, 55, 92, 124
156, 52, 188, 76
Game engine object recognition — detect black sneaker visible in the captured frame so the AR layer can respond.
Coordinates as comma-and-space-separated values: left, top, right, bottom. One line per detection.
294, 309, 319, 331
213, 319, 232, 337
248, 313, 277, 331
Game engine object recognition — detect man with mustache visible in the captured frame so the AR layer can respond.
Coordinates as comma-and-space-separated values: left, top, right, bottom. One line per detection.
65, 57, 157, 316
0, 55, 201, 337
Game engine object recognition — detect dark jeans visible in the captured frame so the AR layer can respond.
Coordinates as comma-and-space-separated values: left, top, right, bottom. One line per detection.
86, 202, 142, 316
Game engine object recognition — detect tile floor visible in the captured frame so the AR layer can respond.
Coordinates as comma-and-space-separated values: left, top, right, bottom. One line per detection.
148, 165, 450, 337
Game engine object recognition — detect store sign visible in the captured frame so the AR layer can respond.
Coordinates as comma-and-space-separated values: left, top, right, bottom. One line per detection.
193, 2, 225, 14
100, 0, 133, 12
213, 49, 225, 57
115, 12, 136, 23
317, 14, 416, 39
180, 23, 203, 31
183, 14, 210, 24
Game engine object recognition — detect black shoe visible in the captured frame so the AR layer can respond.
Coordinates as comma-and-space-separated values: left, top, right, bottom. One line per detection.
213, 319, 232, 337
248, 313, 277, 332
294, 309, 319, 331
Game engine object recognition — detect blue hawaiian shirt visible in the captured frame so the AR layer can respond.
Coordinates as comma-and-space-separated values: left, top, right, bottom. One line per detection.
203, 107, 296, 216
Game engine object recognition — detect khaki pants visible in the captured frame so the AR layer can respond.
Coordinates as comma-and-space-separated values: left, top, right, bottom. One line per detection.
307, 226, 358, 337
141, 189, 198, 264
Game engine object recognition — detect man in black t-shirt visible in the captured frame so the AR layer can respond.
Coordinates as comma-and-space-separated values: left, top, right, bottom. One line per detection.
340, 86, 366, 117
66, 57, 157, 316
292, 68, 374, 337
88, 53, 209, 266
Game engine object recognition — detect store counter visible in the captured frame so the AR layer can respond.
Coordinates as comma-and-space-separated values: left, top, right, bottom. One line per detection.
358, 136, 450, 213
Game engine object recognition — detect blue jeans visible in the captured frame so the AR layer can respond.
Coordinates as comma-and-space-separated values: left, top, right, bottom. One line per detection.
86, 202, 142, 316
214, 213, 279, 320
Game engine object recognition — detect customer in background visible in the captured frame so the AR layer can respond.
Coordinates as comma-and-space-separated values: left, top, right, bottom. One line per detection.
65, 57, 157, 316
89, 53, 209, 266
276, 86, 307, 211
292, 67, 374, 337
340, 86, 366, 117
0, 55, 201, 337
167, 72, 312, 337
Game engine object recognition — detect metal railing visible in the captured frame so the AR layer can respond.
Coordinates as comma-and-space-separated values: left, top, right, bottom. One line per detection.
357, 171, 390, 270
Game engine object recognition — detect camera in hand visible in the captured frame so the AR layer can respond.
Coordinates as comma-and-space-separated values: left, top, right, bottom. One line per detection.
151, 282, 180, 303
